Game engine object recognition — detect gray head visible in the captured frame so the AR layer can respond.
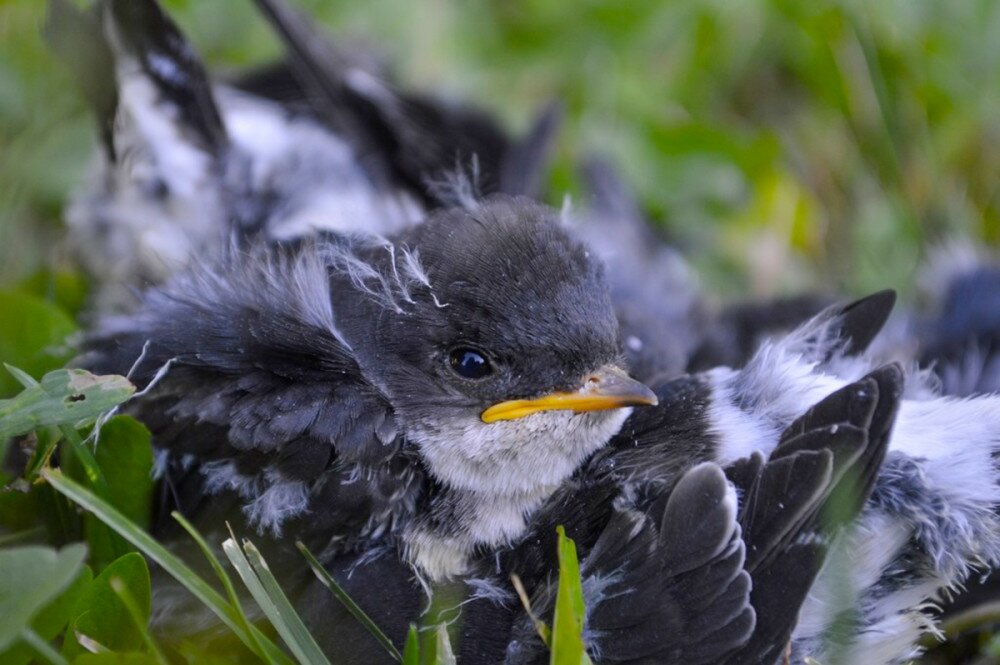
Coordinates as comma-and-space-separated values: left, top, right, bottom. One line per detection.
337, 195, 657, 498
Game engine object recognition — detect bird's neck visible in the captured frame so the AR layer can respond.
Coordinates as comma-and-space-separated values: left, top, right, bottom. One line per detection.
403, 482, 559, 581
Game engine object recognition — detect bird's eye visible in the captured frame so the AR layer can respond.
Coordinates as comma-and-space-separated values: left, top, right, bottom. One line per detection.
449, 348, 492, 380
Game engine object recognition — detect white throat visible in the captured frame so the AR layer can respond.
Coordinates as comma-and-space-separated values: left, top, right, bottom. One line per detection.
403, 407, 633, 580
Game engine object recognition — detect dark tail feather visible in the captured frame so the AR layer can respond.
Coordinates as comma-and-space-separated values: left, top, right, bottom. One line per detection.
105, 0, 227, 154
251, 0, 556, 201
249, 0, 375, 141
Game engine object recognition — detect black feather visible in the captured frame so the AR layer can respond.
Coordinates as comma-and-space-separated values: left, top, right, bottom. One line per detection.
722, 366, 901, 663
251, 0, 557, 201
834, 289, 898, 357
106, 0, 227, 153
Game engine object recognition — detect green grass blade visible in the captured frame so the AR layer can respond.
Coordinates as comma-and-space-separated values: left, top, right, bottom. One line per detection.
40, 469, 292, 665
171, 512, 270, 663
243, 540, 331, 665
58, 424, 110, 501
222, 532, 331, 665
295, 540, 403, 662
402, 625, 419, 665
550, 526, 592, 665
0, 526, 46, 547
511, 573, 550, 647
19, 627, 70, 665
5, 363, 41, 389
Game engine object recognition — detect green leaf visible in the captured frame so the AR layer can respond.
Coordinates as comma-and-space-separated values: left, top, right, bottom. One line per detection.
109, 576, 167, 664
63, 552, 150, 659
4, 367, 132, 565
0, 565, 92, 665
549, 526, 591, 665
0, 543, 87, 651
402, 625, 419, 665
91, 417, 153, 530
40, 469, 293, 665
223, 533, 331, 665
0, 290, 75, 397
57, 416, 152, 570
296, 540, 402, 662
0, 368, 135, 440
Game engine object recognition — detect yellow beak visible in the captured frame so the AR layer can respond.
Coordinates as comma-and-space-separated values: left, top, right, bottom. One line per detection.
480, 364, 658, 423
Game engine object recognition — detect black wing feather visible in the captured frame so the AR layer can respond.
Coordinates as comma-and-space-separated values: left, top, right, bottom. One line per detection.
81, 244, 408, 537
835, 289, 897, 356
251, 0, 557, 200
722, 366, 902, 664
582, 464, 754, 664
105, 0, 227, 153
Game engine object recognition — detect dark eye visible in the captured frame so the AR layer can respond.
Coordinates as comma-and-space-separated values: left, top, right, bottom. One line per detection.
449, 347, 492, 380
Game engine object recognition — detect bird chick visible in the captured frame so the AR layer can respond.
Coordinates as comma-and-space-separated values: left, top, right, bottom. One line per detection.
83, 195, 657, 580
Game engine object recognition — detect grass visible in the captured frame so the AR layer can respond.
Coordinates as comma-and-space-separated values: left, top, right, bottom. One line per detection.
2, 0, 1000, 661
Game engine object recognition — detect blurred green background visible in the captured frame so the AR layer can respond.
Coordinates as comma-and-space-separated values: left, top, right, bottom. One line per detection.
2, 0, 999, 305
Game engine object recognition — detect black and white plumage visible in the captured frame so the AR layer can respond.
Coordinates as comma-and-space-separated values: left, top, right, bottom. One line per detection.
52, 1, 1000, 663
404, 288, 1000, 665
245, 0, 562, 206
687, 296, 1000, 665
47, 0, 557, 310
506, 292, 1000, 665
83, 194, 658, 581
459, 360, 901, 665
83, 224, 1000, 664
903, 245, 1000, 639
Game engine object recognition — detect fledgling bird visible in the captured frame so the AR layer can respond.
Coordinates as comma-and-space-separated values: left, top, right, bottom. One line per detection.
83, 218, 1000, 665
461, 291, 1000, 665
458, 359, 902, 664
46, 0, 558, 310
83, 194, 660, 581
82, 213, 899, 662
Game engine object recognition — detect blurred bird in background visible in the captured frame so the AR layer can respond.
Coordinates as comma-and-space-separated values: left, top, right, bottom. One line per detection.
21, 0, 1000, 663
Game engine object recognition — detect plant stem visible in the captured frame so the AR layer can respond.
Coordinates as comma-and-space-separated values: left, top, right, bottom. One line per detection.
19, 628, 70, 665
